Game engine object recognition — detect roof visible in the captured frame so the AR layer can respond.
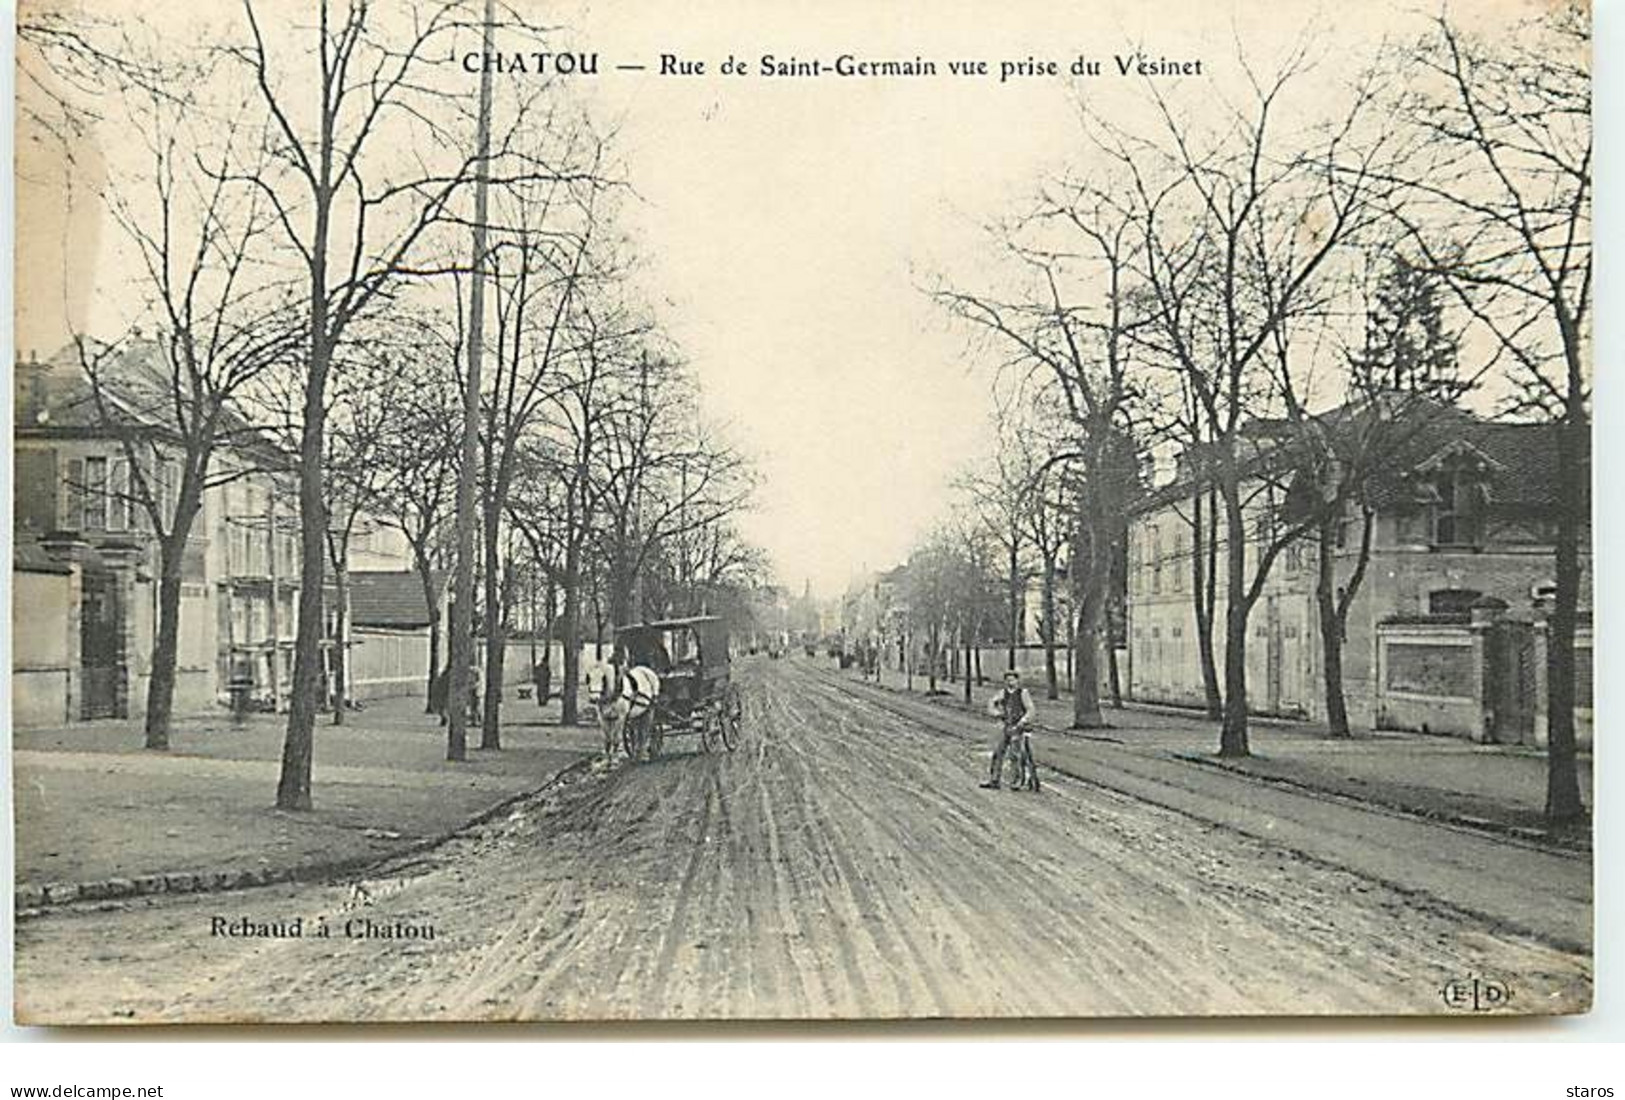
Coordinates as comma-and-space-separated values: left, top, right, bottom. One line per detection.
349, 570, 440, 629
1131, 404, 1583, 516
15, 340, 289, 466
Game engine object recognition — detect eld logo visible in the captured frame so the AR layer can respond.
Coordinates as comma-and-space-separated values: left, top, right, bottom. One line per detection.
1441, 975, 1511, 1012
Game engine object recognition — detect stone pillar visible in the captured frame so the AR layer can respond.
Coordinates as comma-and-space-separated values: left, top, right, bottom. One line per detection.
39, 532, 89, 722
1468, 596, 1509, 745
1466, 623, 1491, 743
1531, 619, 1551, 750
96, 541, 147, 720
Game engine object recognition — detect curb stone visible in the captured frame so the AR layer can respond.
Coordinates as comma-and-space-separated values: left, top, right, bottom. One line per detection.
1172, 751, 1590, 856
13, 756, 595, 920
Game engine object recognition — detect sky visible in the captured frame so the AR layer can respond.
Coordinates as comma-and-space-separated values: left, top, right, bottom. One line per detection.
13, 0, 1556, 599
554, 0, 1472, 597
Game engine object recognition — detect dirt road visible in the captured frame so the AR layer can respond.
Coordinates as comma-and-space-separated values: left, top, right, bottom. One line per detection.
13, 658, 1591, 1022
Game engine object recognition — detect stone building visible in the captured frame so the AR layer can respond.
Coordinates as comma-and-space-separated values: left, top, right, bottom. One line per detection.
1123, 408, 1591, 744
12, 344, 411, 726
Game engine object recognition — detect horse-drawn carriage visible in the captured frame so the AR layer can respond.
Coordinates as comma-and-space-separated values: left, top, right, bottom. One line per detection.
593, 615, 743, 759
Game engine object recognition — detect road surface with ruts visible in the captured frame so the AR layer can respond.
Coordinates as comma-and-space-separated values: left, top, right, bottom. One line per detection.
14, 657, 1591, 1023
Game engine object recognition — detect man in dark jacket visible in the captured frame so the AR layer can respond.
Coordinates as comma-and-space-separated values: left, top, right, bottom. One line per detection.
982, 670, 1038, 790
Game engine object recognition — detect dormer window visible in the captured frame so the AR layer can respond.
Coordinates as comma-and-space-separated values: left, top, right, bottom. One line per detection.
1413, 445, 1493, 550
1431, 468, 1487, 547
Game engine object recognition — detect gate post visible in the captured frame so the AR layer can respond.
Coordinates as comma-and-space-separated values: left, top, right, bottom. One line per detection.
1469, 596, 1509, 744
98, 541, 146, 720
40, 532, 91, 722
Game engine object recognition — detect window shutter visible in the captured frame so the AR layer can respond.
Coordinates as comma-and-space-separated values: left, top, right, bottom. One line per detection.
64, 457, 85, 533
110, 458, 130, 532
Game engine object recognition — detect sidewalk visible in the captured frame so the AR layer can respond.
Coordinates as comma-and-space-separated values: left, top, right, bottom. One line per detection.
13, 691, 603, 908
851, 662, 1593, 845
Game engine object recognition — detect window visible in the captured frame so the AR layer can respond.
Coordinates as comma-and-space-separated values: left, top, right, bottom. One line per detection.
108, 458, 131, 532
157, 460, 179, 526
233, 525, 253, 576
83, 456, 109, 530
1436, 471, 1488, 545
1428, 462, 1488, 548
1284, 539, 1304, 573
1151, 526, 1163, 595
276, 533, 297, 578
1172, 531, 1185, 593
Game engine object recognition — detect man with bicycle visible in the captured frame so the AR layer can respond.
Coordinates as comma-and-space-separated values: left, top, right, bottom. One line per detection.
982, 669, 1039, 791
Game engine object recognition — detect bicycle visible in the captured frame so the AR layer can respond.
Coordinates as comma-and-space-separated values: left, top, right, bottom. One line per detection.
1000, 724, 1041, 792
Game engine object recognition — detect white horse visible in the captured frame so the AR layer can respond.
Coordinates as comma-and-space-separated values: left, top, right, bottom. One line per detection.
588, 660, 661, 760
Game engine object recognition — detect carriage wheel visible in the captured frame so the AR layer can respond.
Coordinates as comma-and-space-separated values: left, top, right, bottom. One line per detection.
621, 717, 638, 759
698, 710, 716, 754
719, 685, 742, 752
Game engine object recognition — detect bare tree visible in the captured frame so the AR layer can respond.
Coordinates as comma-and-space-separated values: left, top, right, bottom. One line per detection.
591, 354, 755, 633
939, 166, 1146, 728
370, 313, 462, 708
319, 336, 416, 725
74, 61, 298, 750
229, 0, 557, 808
1386, 7, 1591, 823
957, 460, 1029, 677
476, 136, 610, 748
1107, 55, 1395, 755
1296, 255, 1472, 738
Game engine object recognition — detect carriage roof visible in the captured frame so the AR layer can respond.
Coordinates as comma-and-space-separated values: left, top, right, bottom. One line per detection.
615, 616, 732, 678
616, 614, 725, 633
614, 616, 731, 649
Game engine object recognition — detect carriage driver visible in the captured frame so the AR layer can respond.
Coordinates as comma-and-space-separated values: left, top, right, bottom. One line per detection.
982, 669, 1036, 790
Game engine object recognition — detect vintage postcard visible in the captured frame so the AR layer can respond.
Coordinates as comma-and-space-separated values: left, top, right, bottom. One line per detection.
10, 0, 1592, 1024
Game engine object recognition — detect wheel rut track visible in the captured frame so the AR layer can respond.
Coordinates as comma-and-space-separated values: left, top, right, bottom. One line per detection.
818, 668, 1592, 959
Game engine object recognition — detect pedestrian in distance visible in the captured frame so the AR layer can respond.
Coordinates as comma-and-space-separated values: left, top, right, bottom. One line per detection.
532, 655, 552, 707
982, 669, 1040, 791
429, 664, 450, 727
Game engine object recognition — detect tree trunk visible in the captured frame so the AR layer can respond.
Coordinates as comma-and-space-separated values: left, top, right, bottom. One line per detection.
1218, 480, 1251, 758
330, 561, 348, 726
278, 351, 329, 810
1071, 520, 1106, 728
481, 487, 504, 750
560, 538, 582, 726
1006, 539, 1019, 671
1106, 637, 1122, 708
1192, 487, 1223, 720
928, 623, 940, 693
277, 190, 333, 810
963, 637, 972, 705
417, 555, 440, 711
1544, 395, 1586, 823
143, 520, 194, 751
1315, 513, 1351, 739
1041, 557, 1059, 701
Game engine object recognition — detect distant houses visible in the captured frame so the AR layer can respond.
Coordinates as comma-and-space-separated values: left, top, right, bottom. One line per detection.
839, 404, 1590, 748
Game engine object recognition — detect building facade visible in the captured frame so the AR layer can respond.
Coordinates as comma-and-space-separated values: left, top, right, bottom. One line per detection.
13, 347, 412, 726
1124, 413, 1592, 744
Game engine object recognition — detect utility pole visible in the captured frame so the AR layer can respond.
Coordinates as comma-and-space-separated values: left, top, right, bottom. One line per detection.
448, 0, 496, 762
267, 486, 281, 712
629, 351, 650, 623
